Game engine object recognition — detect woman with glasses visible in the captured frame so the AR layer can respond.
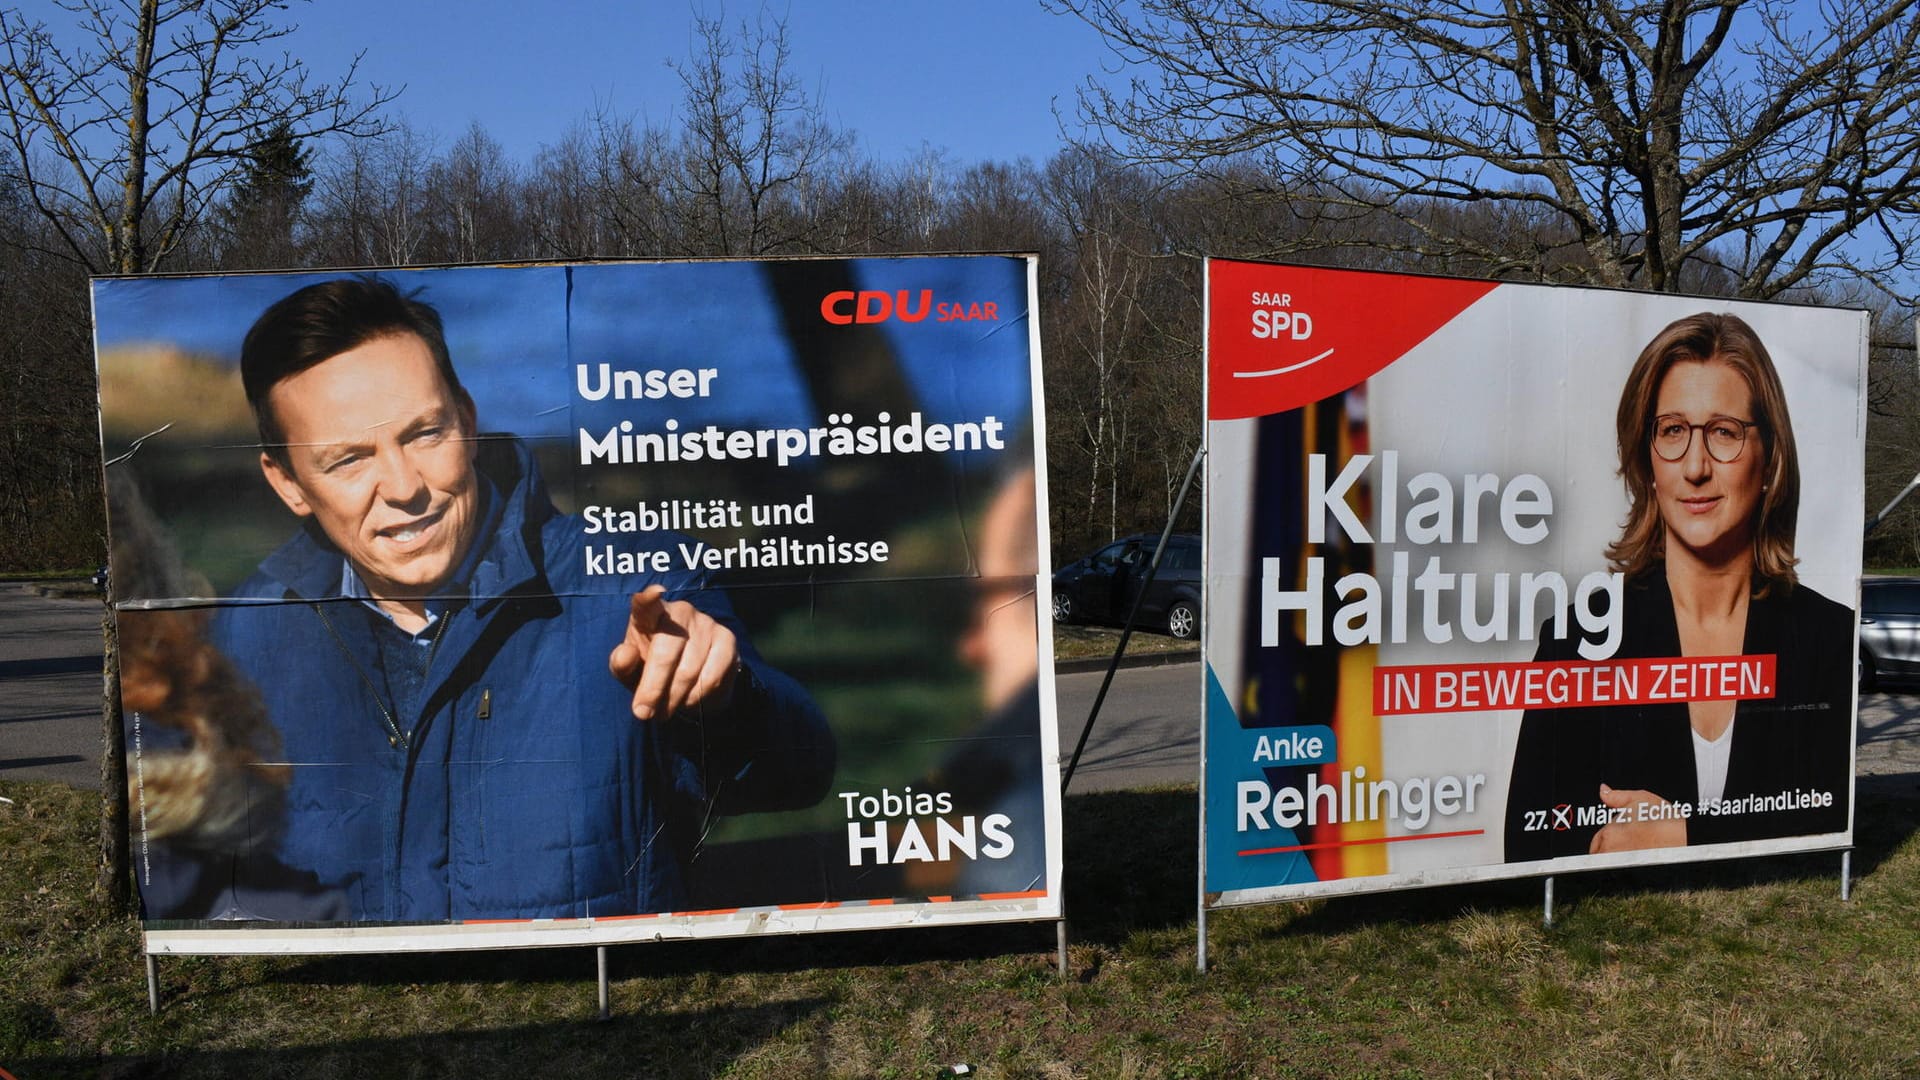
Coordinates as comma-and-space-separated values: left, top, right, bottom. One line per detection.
1504, 312, 1853, 862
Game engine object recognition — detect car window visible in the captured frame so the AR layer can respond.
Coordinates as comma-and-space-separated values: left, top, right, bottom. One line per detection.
1865, 584, 1920, 615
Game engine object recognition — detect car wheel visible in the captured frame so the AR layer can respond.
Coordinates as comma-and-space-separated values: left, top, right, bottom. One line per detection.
1053, 591, 1076, 625
1166, 599, 1198, 641
1860, 650, 1878, 693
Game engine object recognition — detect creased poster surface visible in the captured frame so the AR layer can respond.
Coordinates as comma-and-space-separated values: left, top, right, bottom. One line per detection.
1203, 259, 1863, 908
95, 256, 1059, 952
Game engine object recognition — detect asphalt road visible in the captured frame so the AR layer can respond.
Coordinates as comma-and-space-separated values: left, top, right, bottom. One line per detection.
0, 584, 106, 789
1054, 661, 1201, 792
5, 583, 1920, 799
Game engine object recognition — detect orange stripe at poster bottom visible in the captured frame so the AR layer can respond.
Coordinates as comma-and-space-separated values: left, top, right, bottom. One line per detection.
1239, 828, 1484, 857
777, 902, 842, 911
977, 890, 1048, 901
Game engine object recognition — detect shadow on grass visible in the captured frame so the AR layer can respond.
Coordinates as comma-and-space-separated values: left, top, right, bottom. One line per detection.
1058, 787, 1198, 944
1056, 784, 1920, 947
267, 916, 1068, 993
249, 788, 1200, 992
15, 997, 832, 1080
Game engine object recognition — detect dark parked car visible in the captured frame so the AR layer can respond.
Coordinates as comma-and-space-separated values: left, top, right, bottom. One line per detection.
1052, 533, 1202, 640
1859, 577, 1920, 690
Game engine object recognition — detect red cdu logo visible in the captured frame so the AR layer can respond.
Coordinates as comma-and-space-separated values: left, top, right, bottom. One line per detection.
819, 290, 1003, 325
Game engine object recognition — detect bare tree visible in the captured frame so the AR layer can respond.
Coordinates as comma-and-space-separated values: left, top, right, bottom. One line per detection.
309, 121, 434, 266
428, 122, 521, 262
0, 0, 394, 909
581, 109, 677, 256
937, 159, 1052, 253
666, 9, 853, 255
1055, 0, 1920, 301
523, 120, 638, 258
1044, 147, 1160, 549
0, 0, 395, 274
0, 198, 94, 569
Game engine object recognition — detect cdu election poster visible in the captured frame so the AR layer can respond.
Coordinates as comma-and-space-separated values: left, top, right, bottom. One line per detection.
93, 255, 1061, 954
1202, 258, 1865, 909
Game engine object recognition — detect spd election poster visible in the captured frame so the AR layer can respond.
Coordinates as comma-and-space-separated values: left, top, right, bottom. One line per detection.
93, 256, 1061, 954
1202, 258, 1864, 909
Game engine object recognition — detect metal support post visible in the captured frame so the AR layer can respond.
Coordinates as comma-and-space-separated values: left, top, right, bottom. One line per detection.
1197, 906, 1209, 972
1543, 876, 1555, 928
145, 954, 159, 1015
596, 946, 610, 1021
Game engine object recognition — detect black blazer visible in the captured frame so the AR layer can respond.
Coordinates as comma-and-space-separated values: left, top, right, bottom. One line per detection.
1504, 570, 1853, 863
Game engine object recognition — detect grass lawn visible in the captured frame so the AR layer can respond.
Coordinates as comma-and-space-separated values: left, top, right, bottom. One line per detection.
5, 779, 1920, 1078
1053, 623, 1197, 662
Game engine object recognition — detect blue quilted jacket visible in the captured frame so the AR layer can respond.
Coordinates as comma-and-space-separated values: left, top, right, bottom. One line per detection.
207, 438, 834, 922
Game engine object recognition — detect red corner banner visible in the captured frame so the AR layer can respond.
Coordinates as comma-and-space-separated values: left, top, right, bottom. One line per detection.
1206, 260, 1498, 420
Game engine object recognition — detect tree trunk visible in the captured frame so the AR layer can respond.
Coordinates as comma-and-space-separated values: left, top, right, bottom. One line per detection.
96, 600, 131, 913
116, 0, 160, 275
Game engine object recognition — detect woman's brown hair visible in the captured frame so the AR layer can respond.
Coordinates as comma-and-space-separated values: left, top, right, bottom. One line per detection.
1606, 312, 1800, 593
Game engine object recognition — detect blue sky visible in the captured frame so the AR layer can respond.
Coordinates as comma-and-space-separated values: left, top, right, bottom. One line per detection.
285, 1, 1122, 168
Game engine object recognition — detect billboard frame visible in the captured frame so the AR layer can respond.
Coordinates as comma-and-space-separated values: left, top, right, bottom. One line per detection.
1196, 257, 1864, 957
93, 253, 1066, 961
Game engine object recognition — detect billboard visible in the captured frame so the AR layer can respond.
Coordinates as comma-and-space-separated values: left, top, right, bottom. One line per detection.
1202, 259, 1864, 908
94, 256, 1061, 953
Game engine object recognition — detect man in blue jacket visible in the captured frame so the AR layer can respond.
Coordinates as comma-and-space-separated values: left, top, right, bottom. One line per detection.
202, 276, 834, 923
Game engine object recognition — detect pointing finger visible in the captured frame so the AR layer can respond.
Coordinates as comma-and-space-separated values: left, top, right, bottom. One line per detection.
631, 614, 687, 720
613, 585, 672, 716
628, 584, 667, 632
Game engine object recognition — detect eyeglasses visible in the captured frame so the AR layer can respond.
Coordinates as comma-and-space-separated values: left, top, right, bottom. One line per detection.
1651, 414, 1761, 463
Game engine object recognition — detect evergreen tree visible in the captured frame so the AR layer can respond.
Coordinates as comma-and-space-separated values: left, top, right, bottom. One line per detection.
219, 121, 316, 268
